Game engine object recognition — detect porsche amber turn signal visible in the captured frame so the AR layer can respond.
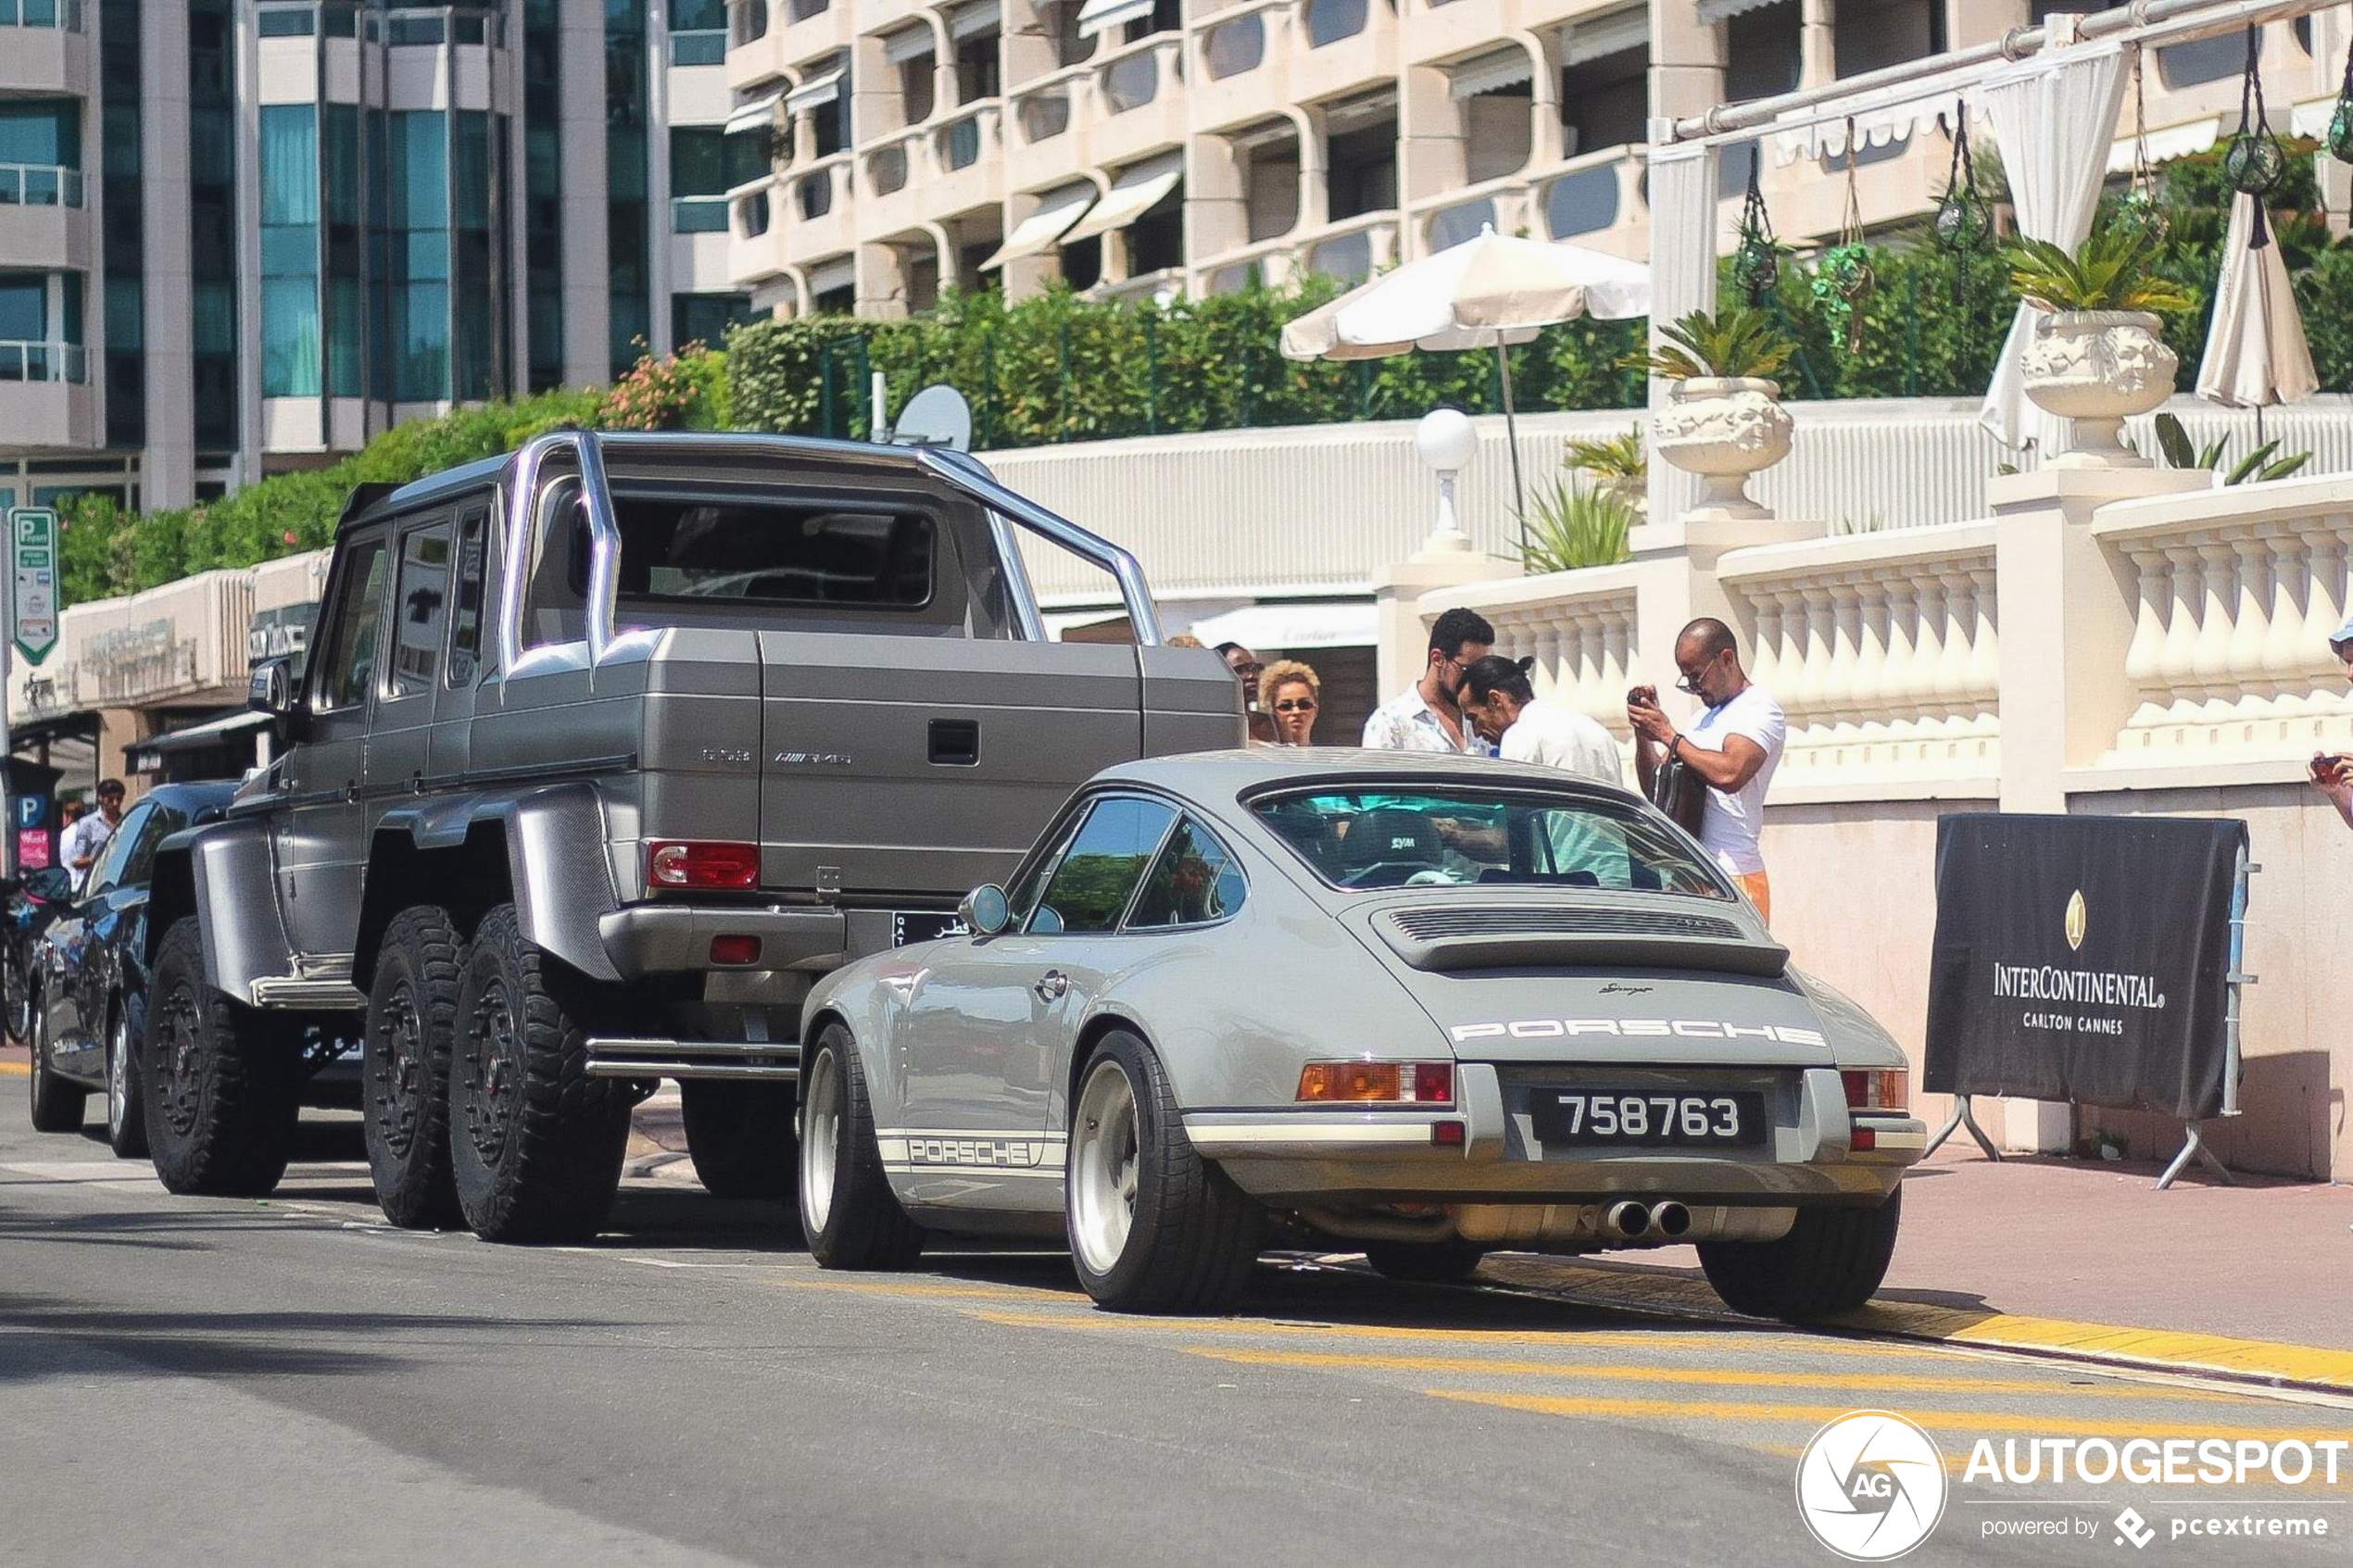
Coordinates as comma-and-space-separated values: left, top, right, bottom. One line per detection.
1841, 1069, 1908, 1112
1296, 1060, 1454, 1104
648, 840, 761, 891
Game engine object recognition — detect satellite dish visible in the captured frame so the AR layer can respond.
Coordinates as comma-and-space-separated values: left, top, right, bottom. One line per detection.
892, 384, 974, 453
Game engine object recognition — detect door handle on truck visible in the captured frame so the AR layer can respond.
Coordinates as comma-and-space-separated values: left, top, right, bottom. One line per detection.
1033, 971, 1067, 1001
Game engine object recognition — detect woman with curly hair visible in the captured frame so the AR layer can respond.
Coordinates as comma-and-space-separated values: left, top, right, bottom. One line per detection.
1257, 659, 1321, 747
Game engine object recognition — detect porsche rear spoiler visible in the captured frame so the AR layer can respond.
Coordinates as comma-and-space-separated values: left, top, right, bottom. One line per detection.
1372, 903, 1790, 979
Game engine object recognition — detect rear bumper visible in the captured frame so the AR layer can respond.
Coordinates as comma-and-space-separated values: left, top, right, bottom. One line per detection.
1182, 1064, 1922, 1207
598, 905, 847, 980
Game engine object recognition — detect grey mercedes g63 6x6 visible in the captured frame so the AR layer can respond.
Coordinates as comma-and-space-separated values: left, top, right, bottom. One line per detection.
141, 431, 1239, 1241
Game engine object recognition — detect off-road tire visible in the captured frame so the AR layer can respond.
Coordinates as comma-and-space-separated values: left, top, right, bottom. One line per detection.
1362, 1238, 1490, 1285
26, 991, 86, 1134
798, 1023, 924, 1268
106, 1004, 148, 1158
1066, 1030, 1262, 1314
681, 1078, 798, 1201
142, 917, 301, 1196
1697, 1187, 1903, 1323
362, 907, 464, 1230
447, 905, 635, 1244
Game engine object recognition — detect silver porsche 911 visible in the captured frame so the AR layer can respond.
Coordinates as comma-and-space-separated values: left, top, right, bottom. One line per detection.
797, 750, 1923, 1318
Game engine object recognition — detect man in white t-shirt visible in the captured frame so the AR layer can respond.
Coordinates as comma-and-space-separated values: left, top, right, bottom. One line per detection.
1628, 620, 1786, 924
1459, 656, 1622, 785
61, 777, 127, 893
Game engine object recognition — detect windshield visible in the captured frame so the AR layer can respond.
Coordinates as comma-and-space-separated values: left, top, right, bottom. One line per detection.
1251, 786, 1733, 898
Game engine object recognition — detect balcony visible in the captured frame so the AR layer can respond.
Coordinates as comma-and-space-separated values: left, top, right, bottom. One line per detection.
783, 152, 857, 263
1086, 32, 1186, 169
0, 166, 92, 271
727, 176, 785, 284
0, 343, 94, 446
860, 101, 1004, 235
0, 6, 91, 95
1399, 146, 1646, 262
670, 28, 728, 67
1189, 0, 1291, 130
1195, 211, 1400, 295
1291, 0, 1394, 99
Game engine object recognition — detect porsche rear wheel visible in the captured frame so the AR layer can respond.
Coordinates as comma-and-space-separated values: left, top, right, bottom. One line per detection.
797, 1024, 923, 1269
1066, 1030, 1261, 1314
1697, 1188, 1903, 1323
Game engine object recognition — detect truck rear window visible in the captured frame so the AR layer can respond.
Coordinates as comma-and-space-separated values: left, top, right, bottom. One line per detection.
611, 496, 934, 608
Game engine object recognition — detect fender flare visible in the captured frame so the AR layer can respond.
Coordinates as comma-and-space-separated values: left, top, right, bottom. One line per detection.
147, 818, 296, 1003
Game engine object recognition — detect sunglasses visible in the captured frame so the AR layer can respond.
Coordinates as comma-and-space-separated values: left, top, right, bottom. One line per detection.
1273, 698, 1317, 713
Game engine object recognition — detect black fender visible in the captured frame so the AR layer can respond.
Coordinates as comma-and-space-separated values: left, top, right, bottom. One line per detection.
146, 819, 297, 1004
354, 783, 620, 990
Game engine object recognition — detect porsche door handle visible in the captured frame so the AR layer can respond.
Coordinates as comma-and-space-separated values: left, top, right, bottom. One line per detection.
1032, 971, 1067, 1001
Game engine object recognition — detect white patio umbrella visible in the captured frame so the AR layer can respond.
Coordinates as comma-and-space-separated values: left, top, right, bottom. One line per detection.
1278, 226, 1651, 523
2196, 190, 2318, 445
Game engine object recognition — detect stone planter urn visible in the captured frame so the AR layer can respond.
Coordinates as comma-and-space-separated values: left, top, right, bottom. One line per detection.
1653, 376, 1795, 521
2019, 309, 2178, 469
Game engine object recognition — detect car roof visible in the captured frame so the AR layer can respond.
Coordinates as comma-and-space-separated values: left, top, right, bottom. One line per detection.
1093, 747, 1640, 807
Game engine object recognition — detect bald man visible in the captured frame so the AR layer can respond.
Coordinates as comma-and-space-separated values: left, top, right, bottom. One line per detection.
1628, 618, 1786, 924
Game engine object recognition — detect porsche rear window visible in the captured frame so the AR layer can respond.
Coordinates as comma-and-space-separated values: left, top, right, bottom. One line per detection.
1251, 787, 1732, 898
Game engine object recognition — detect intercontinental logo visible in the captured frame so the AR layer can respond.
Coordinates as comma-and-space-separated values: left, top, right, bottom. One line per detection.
2065, 888, 2087, 952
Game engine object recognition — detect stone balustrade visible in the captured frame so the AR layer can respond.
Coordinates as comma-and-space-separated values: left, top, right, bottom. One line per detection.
2090, 477, 2353, 773
1444, 566, 1642, 753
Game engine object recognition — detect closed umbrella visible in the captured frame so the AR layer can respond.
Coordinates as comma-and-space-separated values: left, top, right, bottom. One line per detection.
2196, 189, 2318, 444
1278, 227, 1650, 524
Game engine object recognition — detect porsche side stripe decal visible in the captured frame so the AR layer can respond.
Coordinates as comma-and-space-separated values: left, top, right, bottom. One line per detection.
876, 1131, 1066, 1170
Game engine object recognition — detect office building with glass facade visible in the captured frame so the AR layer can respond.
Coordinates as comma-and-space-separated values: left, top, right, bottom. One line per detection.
718, 0, 2346, 316
0, 1, 752, 515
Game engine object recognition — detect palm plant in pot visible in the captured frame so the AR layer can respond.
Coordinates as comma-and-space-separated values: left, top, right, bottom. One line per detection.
2003, 227, 2196, 468
1629, 307, 1799, 521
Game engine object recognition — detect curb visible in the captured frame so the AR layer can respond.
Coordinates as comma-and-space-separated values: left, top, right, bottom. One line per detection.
1473, 1258, 2353, 1399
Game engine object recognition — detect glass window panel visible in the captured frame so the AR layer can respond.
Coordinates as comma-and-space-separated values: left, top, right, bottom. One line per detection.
260, 225, 317, 275
387, 527, 451, 698
318, 536, 388, 712
453, 112, 491, 230
258, 9, 316, 36
405, 230, 450, 281
669, 127, 724, 196
1032, 797, 1177, 934
0, 278, 44, 342
193, 281, 235, 356
323, 105, 361, 226
0, 100, 78, 169
104, 276, 140, 350
396, 281, 448, 401
262, 275, 321, 396
327, 273, 362, 396
1126, 818, 1244, 928
395, 111, 447, 229
722, 127, 770, 188
448, 508, 488, 686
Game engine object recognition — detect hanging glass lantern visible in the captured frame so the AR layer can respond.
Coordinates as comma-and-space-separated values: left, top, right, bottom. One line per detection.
1730, 145, 1780, 306
2112, 46, 2170, 247
2329, 25, 2353, 164
1813, 122, 1875, 353
1932, 107, 1993, 256
2222, 23, 2285, 245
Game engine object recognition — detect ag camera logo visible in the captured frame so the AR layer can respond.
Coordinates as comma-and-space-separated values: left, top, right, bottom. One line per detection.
1795, 1411, 1948, 1561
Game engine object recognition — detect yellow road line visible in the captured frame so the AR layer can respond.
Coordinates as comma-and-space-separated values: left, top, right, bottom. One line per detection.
1183, 1347, 2242, 1400
964, 1308, 1969, 1358
1428, 1388, 2353, 1443
0, 1061, 27, 1077
1484, 1260, 2353, 1395
774, 1277, 1087, 1303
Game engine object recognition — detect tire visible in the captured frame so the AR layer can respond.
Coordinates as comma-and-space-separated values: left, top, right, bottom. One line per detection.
1066, 1030, 1262, 1314
1697, 1187, 1904, 1323
1362, 1238, 1489, 1285
26, 991, 86, 1134
446, 904, 635, 1244
142, 917, 300, 1197
681, 1078, 798, 1201
798, 1023, 924, 1269
6, 954, 32, 1046
361, 906, 463, 1230
105, 1004, 148, 1158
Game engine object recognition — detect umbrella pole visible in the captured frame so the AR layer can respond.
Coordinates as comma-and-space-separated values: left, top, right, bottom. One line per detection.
1496, 341, 1528, 560
2255, 403, 2266, 446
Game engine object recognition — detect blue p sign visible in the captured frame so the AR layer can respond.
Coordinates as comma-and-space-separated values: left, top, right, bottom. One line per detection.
15, 794, 43, 830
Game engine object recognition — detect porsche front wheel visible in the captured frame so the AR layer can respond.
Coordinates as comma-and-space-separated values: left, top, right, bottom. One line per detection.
798, 1023, 923, 1269
1065, 1030, 1261, 1314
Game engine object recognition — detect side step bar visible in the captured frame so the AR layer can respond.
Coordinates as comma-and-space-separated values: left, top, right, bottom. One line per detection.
584, 1037, 801, 1084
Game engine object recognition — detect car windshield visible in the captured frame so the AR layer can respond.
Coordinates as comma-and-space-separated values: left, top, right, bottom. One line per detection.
1251, 786, 1733, 898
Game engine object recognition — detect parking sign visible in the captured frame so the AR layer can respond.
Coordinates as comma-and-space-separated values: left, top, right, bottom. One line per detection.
14, 793, 41, 830
9, 507, 58, 665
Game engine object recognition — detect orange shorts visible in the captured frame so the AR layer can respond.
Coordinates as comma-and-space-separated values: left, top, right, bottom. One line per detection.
1735, 870, 1771, 927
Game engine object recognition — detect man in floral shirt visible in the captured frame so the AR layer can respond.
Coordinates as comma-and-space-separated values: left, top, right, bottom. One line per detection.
1362, 608, 1496, 756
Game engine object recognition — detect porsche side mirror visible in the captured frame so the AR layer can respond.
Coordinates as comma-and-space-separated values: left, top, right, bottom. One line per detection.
958, 883, 1011, 937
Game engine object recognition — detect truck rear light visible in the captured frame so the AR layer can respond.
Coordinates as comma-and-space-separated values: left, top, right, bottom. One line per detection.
1842, 1069, 1907, 1112
1296, 1060, 1454, 1104
709, 935, 761, 966
648, 840, 760, 892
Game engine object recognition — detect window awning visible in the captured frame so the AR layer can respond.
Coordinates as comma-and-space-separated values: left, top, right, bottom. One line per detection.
1694, 0, 1790, 23
978, 185, 1097, 270
1059, 155, 1181, 245
950, 0, 1001, 40
785, 68, 845, 114
1560, 6, 1647, 67
1183, 600, 1375, 653
805, 257, 855, 295
1448, 47, 1532, 99
2104, 115, 2220, 175
882, 26, 935, 64
724, 92, 784, 133
1076, 0, 1152, 40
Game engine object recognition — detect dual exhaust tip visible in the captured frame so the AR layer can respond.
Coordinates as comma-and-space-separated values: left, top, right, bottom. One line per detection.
1604, 1199, 1691, 1241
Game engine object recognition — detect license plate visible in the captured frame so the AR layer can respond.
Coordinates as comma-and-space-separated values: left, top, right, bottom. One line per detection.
1530, 1089, 1767, 1148
892, 910, 971, 947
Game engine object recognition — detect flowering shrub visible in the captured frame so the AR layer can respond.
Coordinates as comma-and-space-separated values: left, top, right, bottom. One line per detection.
598, 340, 731, 431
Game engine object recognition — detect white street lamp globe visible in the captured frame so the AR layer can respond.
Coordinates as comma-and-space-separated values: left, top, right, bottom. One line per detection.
1415, 407, 1478, 474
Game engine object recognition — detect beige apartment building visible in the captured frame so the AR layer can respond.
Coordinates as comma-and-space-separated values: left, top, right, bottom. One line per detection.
720, 0, 2351, 316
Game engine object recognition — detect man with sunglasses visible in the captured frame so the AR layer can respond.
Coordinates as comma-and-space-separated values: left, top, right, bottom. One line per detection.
1628, 619, 1785, 924
1362, 607, 1496, 754
2311, 609, 2353, 831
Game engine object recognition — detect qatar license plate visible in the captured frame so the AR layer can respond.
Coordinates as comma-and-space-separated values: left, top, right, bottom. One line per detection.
1531, 1089, 1767, 1148
892, 910, 971, 947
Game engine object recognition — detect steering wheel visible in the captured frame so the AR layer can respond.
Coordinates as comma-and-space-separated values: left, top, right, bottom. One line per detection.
1341, 859, 1443, 889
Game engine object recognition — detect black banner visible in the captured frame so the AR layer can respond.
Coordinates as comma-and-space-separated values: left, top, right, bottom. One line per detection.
1924, 813, 2246, 1122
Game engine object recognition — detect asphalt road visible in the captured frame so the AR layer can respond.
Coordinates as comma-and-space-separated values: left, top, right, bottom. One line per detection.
2, 1110, 2347, 1568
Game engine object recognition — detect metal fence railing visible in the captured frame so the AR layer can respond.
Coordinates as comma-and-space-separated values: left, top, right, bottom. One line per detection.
0, 164, 85, 208
0, 342, 89, 383
0, 0, 85, 29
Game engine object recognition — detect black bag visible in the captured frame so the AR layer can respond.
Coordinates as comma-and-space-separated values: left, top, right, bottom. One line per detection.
1649, 755, 1707, 838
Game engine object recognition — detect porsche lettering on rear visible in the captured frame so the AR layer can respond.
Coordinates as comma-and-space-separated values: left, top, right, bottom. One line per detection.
1449, 1018, 1831, 1046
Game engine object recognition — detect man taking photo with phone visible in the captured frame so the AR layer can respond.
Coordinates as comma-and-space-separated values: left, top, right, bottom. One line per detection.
1629, 619, 1785, 924
2313, 611, 2353, 831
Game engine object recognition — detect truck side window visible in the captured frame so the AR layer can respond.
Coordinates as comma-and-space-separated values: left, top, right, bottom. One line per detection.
522, 482, 591, 649
388, 525, 452, 699
317, 537, 389, 712
447, 506, 487, 686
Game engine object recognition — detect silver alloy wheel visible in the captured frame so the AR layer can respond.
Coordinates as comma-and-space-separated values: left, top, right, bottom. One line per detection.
1069, 1057, 1141, 1276
107, 1011, 130, 1140
799, 1047, 840, 1236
